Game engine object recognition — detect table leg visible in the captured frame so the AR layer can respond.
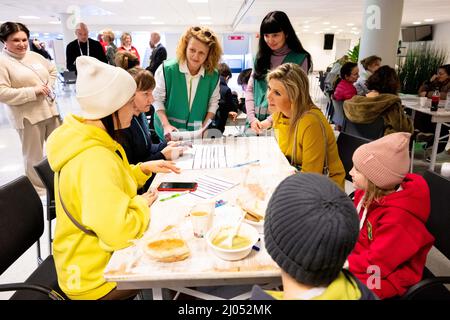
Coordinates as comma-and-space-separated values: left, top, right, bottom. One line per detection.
153, 287, 163, 300
429, 122, 442, 171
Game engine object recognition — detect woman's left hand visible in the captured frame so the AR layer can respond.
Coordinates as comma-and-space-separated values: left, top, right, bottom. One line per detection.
140, 160, 181, 175
141, 189, 159, 207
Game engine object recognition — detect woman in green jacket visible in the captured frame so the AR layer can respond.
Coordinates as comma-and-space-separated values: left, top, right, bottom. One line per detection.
153, 26, 223, 141
246, 11, 313, 134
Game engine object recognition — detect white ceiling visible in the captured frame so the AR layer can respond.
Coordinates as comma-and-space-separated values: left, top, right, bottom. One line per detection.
0, 0, 449, 35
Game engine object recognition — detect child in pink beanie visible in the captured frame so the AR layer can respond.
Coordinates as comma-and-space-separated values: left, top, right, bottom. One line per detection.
347, 132, 434, 299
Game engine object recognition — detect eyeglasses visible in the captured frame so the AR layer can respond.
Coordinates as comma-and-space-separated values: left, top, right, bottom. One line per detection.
191, 26, 212, 38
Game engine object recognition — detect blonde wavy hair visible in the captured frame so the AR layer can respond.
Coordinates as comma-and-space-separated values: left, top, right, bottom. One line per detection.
120, 32, 132, 46
267, 63, 315, 138
362, 179, 396, 208
176, 26, 222, 74
102, 29, 115, 43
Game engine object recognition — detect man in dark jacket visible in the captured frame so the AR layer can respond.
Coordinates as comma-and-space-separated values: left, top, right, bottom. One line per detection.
66, 22, 107, 73
146, 32, 167, 75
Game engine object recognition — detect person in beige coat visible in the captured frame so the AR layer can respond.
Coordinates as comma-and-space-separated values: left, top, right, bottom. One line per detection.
0, 22, 61, 194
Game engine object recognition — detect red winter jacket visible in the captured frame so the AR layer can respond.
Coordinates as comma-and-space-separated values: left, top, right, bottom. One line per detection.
333, 79, 357, 101
348, 173, 434, 299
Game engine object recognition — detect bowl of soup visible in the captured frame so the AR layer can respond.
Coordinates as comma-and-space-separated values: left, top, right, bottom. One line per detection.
205, 223, 259, 261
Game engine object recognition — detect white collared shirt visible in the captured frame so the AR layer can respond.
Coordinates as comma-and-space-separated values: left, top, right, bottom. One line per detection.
153, 60, 219, 114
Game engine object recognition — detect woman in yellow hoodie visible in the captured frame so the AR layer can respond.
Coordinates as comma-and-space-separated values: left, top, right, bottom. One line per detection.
267, 63, 345, 189
46, 56, 180, 300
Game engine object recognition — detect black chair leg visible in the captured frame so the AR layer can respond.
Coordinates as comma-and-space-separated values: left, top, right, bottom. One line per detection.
36, 239, 43, 265
48, 220, 52, 254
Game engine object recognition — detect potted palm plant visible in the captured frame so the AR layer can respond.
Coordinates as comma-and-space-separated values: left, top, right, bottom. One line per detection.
347, 42, 360, 63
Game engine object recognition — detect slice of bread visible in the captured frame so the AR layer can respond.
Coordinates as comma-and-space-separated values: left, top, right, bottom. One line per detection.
144, 228, 190, 262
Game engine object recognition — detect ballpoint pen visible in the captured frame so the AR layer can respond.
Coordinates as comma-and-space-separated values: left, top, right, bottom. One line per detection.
233, 159, 260, 168
252, 238, 261, 251
159, 191, 190, 202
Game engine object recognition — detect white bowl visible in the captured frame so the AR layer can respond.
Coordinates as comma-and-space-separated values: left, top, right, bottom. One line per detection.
206, 223, 259, 261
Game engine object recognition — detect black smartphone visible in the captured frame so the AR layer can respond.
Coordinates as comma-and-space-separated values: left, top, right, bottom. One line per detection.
157, 182, 198, 192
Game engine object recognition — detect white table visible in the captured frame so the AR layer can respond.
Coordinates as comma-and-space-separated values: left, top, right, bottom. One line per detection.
104, 136, 294, 299
401, 95, 450, 171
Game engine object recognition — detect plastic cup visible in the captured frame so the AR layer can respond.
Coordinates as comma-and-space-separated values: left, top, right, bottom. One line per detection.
419, 97, 427, 107
190, 202, 214, 238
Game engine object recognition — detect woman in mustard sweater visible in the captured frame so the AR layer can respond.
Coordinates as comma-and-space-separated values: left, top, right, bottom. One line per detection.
267, 63, 345, 189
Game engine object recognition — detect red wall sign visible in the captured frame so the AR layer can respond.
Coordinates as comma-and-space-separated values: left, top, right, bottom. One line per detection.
228, 35, 244, 40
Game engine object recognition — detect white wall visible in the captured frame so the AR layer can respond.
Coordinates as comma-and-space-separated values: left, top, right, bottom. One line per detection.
164, 33, 182, 60
432, 22, 450, 64
54, 28, 362, 73
299, 33, 360, 71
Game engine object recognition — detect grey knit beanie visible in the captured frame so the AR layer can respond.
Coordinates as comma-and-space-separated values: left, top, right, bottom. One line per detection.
264, 173, 359, 287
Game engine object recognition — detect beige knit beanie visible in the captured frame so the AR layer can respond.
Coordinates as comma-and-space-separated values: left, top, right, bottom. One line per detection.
352, 132, 411, 189
75, 56, 136, 120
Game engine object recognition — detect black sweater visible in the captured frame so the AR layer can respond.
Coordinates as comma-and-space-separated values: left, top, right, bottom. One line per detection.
66, 38, 107, 72
119, 114, 167, 164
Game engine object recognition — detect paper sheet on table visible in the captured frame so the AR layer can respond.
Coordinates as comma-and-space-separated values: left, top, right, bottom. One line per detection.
190, 175, 238, 199
175, 144, 230, 170
167, 119, 212, 141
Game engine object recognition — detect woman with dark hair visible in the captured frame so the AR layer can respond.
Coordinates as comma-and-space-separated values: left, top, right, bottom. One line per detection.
365, 65, 400, 95
236, 68, 252, 113
333, 61, 358, 101
416, 64, 450, 155
29, 38, 53, 60
344, 65, 413, 136
0, 22, 61, 195
46, 57, 180, 300
419, 64, 450, 100
246, 11, 313, 134
118, 67, 187, 192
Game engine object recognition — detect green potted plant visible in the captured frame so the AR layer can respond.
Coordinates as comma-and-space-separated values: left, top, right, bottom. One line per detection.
398, 43, 448, 94
347, 42, 360, 63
